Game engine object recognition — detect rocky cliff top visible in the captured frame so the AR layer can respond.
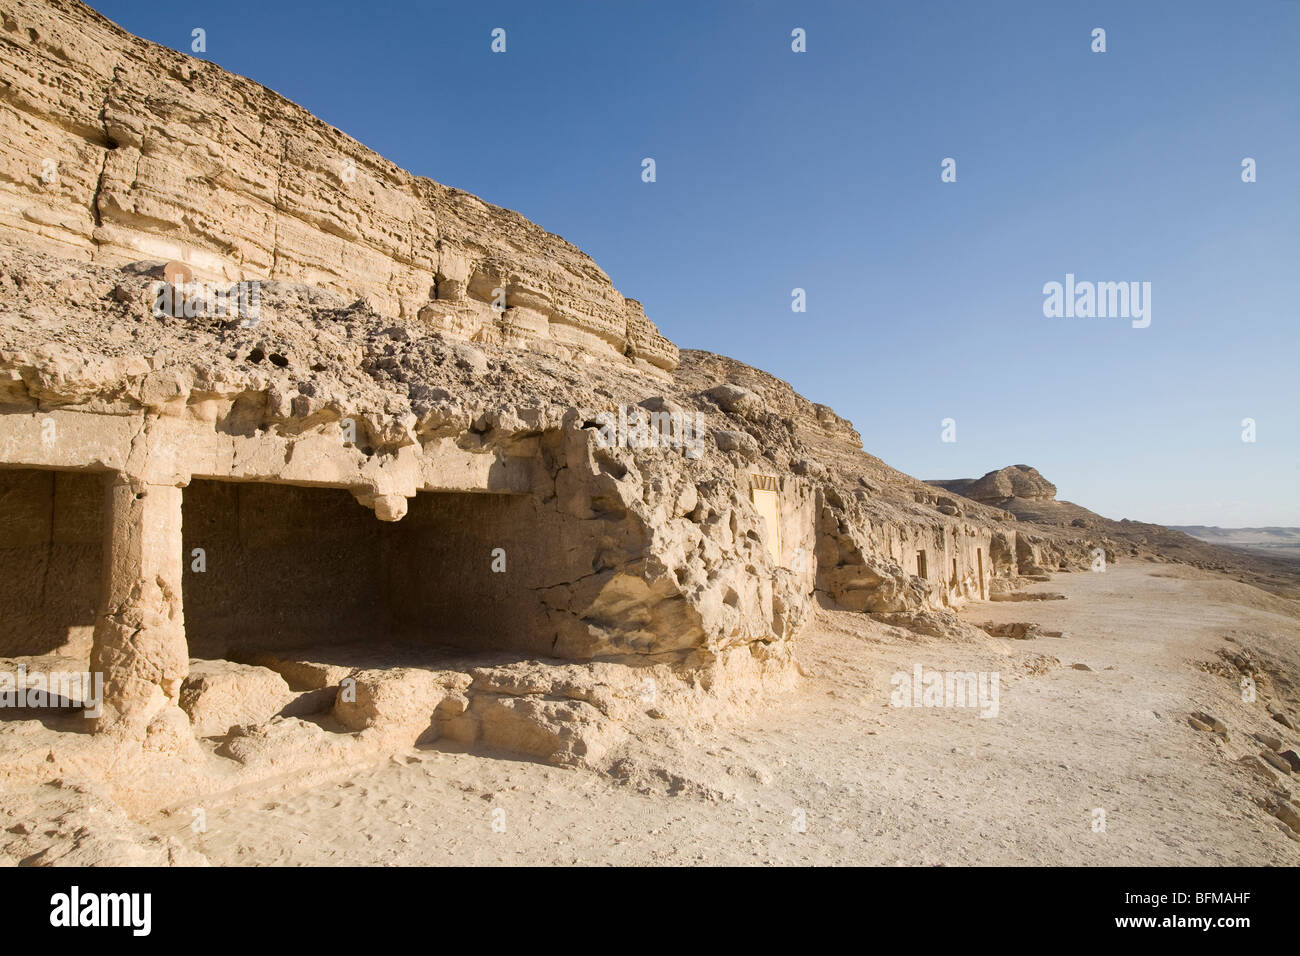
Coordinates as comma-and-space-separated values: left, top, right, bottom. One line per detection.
928, 464, 1300, 597
929, 465, 1058, 504
2, 0, 1294, 603
0, 0, 677, 371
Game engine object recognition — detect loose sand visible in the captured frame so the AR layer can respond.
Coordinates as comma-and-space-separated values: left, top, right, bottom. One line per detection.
104, 563, 1296, 866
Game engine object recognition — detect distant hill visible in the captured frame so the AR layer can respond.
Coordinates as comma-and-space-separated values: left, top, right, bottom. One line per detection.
927, 467, 1300, 598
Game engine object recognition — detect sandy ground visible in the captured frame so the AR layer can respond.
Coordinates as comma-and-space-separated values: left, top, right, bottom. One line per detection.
108, 563, 1297, 866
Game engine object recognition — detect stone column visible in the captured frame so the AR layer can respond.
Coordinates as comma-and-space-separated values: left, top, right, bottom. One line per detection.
90, 474, 189, 738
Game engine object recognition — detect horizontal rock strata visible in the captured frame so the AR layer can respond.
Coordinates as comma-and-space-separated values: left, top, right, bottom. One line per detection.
0, 0, 677, 372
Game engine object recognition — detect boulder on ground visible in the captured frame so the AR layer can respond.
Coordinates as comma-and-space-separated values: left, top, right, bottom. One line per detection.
179, 659, 295, 737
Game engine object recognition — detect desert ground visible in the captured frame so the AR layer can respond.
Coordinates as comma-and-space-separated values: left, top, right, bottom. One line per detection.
7, 562, 1286, 867
1173, 527, 1300, 563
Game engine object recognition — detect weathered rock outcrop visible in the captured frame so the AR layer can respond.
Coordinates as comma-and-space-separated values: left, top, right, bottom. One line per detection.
0, 1, 1176, 794
930, 464, 1057, 504
0, 245, 807, 748
0, 0, 677, 372
179, 659, 294, 737
926, 465, 1292, 593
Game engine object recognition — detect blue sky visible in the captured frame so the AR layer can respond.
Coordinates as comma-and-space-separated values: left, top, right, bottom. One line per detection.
92, 0, 1299, 525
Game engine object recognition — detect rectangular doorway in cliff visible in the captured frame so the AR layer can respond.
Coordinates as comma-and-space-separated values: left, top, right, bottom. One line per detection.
180, 479, 556, 664
750, 474, 782, 564
0, 468, 104, 659
977, 548, 985, 599
916, 550, 928, 579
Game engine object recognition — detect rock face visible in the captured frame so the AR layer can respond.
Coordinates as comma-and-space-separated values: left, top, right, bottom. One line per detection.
0, 248, 811, 743
927, 465, 1296, 595
178, 659, 295, 737
0, 0, 677, 373
0, 0, 1162, 779
931, 465, 1058, 504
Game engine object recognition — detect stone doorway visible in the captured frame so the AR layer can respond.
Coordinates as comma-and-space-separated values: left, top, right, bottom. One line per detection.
180, 480, 549, 661
0, 468, 104, 658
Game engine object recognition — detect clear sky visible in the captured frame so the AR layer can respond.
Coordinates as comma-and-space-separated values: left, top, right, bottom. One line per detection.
90, 0, 1299, 526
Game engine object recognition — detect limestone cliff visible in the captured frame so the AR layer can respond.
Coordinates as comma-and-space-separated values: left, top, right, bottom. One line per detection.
929, 466, 1298, 596
0, 0, 1215, 774
0, 0, 677, 372
930, 465, 1057, 504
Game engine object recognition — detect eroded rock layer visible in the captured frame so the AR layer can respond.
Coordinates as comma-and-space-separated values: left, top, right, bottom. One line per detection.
0, 241, 1097, 757
0, 0, 677, 371
0, 1, 1222, 797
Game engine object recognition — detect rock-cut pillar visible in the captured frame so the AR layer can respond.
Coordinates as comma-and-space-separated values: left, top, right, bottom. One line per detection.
90, 474, 189, 737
